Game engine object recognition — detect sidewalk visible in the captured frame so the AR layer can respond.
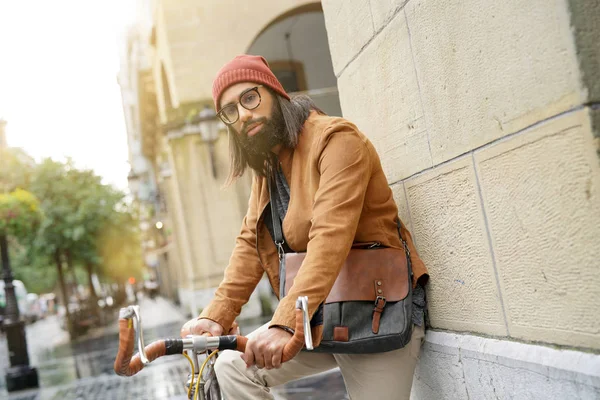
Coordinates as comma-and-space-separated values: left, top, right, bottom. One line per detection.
1, 296, 190, 399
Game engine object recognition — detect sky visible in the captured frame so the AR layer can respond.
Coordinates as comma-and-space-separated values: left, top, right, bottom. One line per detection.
0, 1, 138, 190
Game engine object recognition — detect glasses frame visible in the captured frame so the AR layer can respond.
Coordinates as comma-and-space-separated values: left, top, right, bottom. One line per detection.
217, 85, 264, 125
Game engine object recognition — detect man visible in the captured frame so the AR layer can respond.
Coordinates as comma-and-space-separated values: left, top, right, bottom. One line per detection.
180, 55, 429, 399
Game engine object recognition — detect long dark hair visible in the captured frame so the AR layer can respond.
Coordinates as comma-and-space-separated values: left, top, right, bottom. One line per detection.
225, 90, 324, 185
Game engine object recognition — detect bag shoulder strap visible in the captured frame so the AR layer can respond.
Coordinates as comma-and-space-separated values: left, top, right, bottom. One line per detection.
396, 218, 414, 283
268, 177, 284, 246
268, 176, 286, 298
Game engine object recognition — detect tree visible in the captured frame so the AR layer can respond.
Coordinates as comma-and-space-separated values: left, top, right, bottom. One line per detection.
0, 147, 54, 297
0, 188, 42, 330
0, 189, 42, 239
26, 159, 144, 336
2, 152, 144, 337
0, 188, 44, 298
26, 159, 77, 334
62, 167, 139, 307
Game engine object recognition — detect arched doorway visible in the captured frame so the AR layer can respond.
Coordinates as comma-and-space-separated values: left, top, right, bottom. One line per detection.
246, 7, 342, 117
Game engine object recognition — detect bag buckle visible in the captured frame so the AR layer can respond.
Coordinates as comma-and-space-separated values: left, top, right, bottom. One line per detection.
372, 296, 387, 334
276, 241, 285, 261
374, 296, 386, 308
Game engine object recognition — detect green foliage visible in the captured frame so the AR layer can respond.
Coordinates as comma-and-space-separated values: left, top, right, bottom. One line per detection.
28, 158, 143, 283
0, 189, 43, 238
1, 152, 144, 293
10, 245, 57, 294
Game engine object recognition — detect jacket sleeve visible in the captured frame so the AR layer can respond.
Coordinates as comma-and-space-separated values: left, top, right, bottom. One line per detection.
270, 124, 372, 330
199, 176, 265, 331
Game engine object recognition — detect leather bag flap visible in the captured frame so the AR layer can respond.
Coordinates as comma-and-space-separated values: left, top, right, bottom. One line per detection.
284, 247, 409, 303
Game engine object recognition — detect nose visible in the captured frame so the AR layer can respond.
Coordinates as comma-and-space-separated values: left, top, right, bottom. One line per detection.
238, 104, 252, 124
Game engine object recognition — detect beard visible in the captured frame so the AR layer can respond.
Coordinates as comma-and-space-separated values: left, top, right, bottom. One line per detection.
234, 101, 287, 173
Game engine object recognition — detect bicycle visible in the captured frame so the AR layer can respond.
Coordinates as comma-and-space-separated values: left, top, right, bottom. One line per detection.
113, 296, 313, 400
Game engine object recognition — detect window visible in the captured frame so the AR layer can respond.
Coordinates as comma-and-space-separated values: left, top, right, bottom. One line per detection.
268, 60, 307, 93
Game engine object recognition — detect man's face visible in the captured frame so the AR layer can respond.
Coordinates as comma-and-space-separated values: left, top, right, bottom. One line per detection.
219, 82, 285, 156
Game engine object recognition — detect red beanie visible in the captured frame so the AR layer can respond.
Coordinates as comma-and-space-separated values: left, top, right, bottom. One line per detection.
212, 55, 290, 110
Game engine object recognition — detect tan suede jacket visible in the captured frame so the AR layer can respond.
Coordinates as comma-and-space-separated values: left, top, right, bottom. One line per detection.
200, 112, 428, 338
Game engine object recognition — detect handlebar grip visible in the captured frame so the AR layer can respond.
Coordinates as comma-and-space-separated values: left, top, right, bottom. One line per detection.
114, 318, 167, 376
232, 308, 306, 362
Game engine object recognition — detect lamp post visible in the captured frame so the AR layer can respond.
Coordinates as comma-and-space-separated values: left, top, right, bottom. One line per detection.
0, 124, 39, 391
1, 233, 38, 392
197, 106, 220, 179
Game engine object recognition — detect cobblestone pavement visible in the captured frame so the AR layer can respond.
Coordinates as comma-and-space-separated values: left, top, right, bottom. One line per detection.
0, 296, 348, 400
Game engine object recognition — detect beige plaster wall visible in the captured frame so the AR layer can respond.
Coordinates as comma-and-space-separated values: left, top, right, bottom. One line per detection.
167, 131, 251, 295
152, 0, 176, 123
323, 0, 600, 349
153, 0, 321, 118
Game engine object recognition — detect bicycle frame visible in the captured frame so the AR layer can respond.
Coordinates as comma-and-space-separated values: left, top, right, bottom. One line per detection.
183, 349, 220, 400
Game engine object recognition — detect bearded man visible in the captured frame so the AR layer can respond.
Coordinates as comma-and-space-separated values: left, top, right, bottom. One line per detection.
181, 55, 429, 400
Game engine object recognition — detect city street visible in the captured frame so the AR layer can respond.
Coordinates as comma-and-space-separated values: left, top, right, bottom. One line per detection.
0, 296, 348, 399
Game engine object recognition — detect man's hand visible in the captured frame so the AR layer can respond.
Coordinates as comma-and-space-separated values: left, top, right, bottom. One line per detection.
242, 327, 293, 370
180, 318, 226, 338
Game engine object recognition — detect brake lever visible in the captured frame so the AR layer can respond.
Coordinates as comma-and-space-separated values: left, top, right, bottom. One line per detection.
127, 305, 150, 365
296, 296, 313, 350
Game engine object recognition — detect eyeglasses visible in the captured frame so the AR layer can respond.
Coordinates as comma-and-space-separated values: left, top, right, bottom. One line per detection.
217, 85, 263, 125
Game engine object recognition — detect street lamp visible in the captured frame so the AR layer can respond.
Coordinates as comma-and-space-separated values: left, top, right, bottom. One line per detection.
1, 234, 38, 391
197, 105, 220, 179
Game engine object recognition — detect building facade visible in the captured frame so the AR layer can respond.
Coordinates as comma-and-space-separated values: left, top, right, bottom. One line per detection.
121, 0, 600, 397
118, 0, 182, 304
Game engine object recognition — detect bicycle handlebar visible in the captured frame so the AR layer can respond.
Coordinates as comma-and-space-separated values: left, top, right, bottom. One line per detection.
114, 296, 311, 377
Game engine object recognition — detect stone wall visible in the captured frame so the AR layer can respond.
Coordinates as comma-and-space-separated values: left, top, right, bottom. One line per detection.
322, 0, 600, 397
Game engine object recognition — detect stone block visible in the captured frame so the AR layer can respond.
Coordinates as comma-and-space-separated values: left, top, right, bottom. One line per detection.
411, 340, 469, 400
415, 330, 600, 400
322, 0, 374, 76
405, 157, 507, 335
405, 0, 584, 165
474, 108, 600, 349
462, 357, 600, 400
369, 0, 409, 32
338, 12, 431, 182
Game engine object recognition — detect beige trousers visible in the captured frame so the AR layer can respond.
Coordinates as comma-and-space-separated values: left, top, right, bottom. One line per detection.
214, 322, 425, 400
